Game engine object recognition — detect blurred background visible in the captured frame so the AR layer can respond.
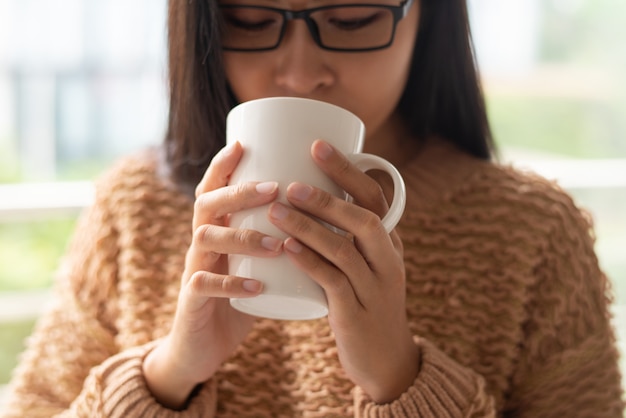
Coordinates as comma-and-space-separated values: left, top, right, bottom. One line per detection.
0, 0, 625, 409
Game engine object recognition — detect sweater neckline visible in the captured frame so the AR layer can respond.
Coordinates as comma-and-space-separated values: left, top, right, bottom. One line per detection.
398, 138, 490, 213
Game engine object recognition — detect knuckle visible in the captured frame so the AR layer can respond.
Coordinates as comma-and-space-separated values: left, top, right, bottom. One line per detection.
219, 275, 239, 293
233, 228, 253, 246
392, 232, 404, 252
358, 210, 384, 234
228, 182, 248, 201
305, 254, 326, 275
386, 267, 406, 291
188, 271, 209, 294
316, 190, 334, 210
193, 194, 222, 222
193, 194, 207, 213
193, 224, 213, 246
292, 215, 312, 236
321, 272, 353, 302
364, 183, 387, 210
334, 238, 358, 264
187, 272, 238, 296
335, 157, 351, 176
330, 277, 353, 300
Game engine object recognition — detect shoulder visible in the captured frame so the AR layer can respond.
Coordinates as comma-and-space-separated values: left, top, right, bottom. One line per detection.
84, 147, 195, 237
462, 162, 594, 234
402, 139, 593, 239
92, 147, 193, 210
444, 161, 598, 270
94, 147, 167, 195
401, 141, 597, 265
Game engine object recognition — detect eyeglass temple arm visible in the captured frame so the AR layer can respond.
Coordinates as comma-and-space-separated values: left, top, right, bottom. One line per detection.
401, 0, 415, 15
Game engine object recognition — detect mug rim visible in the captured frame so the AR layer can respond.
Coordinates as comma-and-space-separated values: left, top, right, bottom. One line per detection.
229, 96, 363, 125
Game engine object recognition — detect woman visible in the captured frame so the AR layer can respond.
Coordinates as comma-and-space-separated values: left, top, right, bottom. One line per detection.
3, 0, 623, 416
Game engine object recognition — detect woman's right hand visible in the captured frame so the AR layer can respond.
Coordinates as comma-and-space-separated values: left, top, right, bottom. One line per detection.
143, 142, 282, 409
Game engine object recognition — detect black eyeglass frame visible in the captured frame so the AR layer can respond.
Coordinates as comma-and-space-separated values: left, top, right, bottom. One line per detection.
220, 0, 415, 52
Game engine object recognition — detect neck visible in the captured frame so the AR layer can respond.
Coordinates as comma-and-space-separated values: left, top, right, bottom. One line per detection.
363, 112, 420, 169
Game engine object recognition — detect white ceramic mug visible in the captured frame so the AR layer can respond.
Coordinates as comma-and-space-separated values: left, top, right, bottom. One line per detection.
226, 97, 406, 320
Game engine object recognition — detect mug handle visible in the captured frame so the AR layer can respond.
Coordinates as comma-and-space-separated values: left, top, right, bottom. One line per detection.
346, 153, 407, 232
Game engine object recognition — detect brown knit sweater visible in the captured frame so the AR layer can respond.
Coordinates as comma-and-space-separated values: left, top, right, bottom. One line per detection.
2, 139, 624, 417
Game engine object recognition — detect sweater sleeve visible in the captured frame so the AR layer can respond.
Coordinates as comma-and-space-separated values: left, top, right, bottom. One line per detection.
353, 338, 496, 418
56, 341, 217, 418
502, 196, 624, 416
1, 167, 218, 418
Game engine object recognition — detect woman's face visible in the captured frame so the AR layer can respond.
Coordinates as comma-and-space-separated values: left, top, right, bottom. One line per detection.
222, 0, 420, 146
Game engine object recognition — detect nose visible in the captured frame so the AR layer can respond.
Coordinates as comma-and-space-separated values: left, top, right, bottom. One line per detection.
273, 21, 335, 96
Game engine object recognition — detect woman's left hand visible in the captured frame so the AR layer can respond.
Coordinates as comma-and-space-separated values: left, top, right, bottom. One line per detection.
268, 140, 420, 404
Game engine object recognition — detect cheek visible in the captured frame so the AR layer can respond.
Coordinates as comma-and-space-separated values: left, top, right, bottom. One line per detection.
347, 5, 416, 100
223, 55, 272, 102
344, 41, 415, 130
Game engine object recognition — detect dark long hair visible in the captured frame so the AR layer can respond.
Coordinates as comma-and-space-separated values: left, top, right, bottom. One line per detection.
165, 0, 495, 187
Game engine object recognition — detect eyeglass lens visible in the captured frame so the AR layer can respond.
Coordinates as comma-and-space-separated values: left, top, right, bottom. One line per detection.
221, 6, 396, 51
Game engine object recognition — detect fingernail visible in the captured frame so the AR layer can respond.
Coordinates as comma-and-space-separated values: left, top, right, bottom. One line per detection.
269, 203, 289, 220
314, 141, 333, 161
288, 183, 312, 201
243, 279, 262, 293
256, 181, 278, 194
261, 236, 282, 252
284, 238, 303, 254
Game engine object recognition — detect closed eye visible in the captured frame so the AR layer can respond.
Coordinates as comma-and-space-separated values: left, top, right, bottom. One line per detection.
327, 11, 385, 31
224, 15, 278, 31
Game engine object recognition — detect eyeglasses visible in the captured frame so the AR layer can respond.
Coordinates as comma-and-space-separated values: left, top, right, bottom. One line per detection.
219, 0, 414, 52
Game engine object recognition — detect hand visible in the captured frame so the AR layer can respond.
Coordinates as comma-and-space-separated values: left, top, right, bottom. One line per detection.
143, 142, 282, 409
268, 140, 419, 404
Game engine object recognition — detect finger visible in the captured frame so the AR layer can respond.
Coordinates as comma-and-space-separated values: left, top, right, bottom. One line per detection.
282, 237, 364, 313
185, 223, 282, 280
193, 181, 278, 228
311, 140, 390, 219
192, 224, 283, 258
268, 202, 370, 281
183, 271, 262, 311
390, 229, 403, 253
284, 183, 396, 274
195, 141, 243, 198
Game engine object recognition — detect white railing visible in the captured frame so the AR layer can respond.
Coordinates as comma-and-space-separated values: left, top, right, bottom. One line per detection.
0, 181, 94, 222
0, 290, 53, 322
510, 158, 626, 189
